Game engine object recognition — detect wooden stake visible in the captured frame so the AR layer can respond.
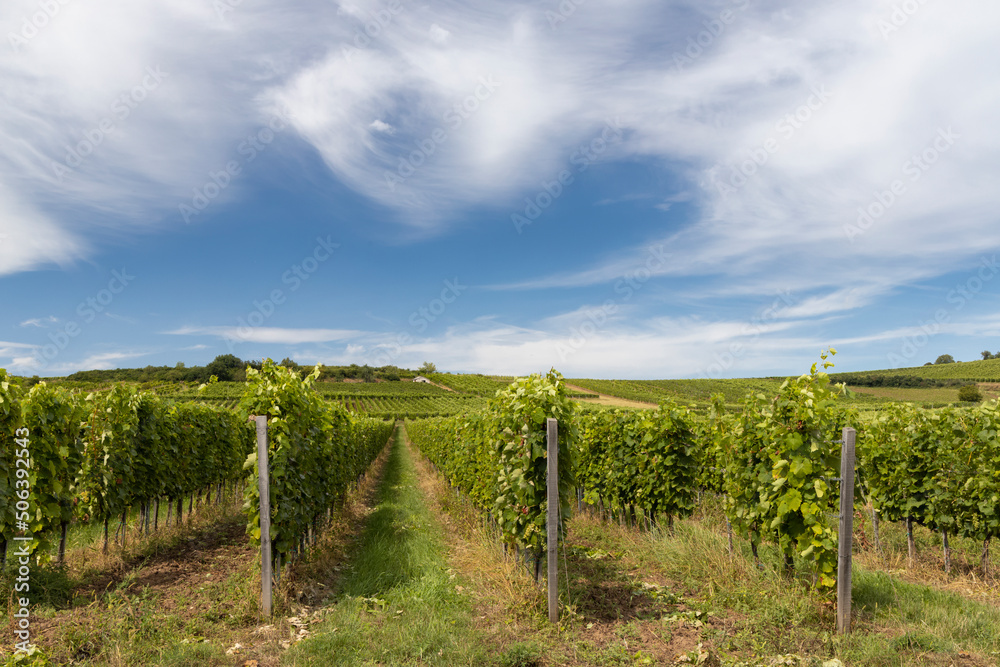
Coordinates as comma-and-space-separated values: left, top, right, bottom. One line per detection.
870, 503, 884, 559
906, 516, 915, 565
58, 521, 68, 564
546, 417, 559, 624
942, 530, 951, 574
251, 415, 273, 617
982, 538, 991, 579
837, 427, 856, 635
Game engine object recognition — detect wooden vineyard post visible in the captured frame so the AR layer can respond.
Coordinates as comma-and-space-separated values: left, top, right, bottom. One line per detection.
251, 415, 273, 617
58, 521, 68, 564
546, 418, 559, 624
837, 427, 857, 634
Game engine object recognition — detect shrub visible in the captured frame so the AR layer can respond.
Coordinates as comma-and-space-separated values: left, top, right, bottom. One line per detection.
958, 384, 984, 402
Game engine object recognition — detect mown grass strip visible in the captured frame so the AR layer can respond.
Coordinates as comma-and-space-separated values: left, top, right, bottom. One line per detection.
284, 427, 493, 666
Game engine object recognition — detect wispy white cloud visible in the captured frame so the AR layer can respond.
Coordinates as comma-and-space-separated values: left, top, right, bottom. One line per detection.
76, 350, 151, 371
19, 316, 58, 328
166, 325, 369, 345
0, 0, 339, 272
104, 312, 137, 325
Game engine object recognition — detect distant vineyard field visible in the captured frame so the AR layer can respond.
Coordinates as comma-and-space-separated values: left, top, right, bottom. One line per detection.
327, 394, 487, 419
426, 373, 514, 396
313, 380, 451, 396
831, 358, 1000, 383
35, 361, 1000, 415
567, 378, 786, 406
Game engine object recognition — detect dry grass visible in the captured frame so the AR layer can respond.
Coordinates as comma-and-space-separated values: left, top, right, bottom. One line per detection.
564, 383, 657, 410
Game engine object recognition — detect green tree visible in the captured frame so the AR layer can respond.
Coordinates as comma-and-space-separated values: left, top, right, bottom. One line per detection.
981, 351, 993, 360
959, 385, 984, 402
935, 354, 956, 364
418, 361, 437, 374
205, 354, 245, 381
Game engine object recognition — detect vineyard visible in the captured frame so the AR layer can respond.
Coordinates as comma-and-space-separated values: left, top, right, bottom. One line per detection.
6, 357, 1000, 665
323, 394, 487, 419
140, 377, 486, 419
566, 376, 1000, 412
410, 356, 849, 591
0, 373, 252, 564
312, 381, 452, 397
10, 355, 999, 581
426, 372, 520, 396
0, 363, 392, 572
567, 377, 787, 407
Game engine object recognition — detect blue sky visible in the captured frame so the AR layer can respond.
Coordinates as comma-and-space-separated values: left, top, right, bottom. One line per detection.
1, 0, 998, 379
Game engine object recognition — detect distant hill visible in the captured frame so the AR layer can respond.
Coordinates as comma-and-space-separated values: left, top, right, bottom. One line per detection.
831, 358, 1000, 386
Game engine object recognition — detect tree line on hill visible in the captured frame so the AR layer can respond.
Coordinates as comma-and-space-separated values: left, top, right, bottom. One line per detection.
25, 356, 432, 385
833, 374, 967, 388
925, 352, 1000, 365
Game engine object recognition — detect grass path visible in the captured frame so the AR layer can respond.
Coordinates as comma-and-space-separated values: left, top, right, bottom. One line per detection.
284, 426, 496, 666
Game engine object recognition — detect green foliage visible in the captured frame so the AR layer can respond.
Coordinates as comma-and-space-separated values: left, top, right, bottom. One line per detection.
491, 370, 577, 556
959, 384, 984, 402
75, 386, 253, 531
575, 401, 699, 523
0, 369, 24, 544
722, 350, 847, 591
935, 354, 956, 364
860, 404, 963, 534
408, 370, 578, 558
693, 393, 732, 494
78, 385, 141, 525
957, 402, 1000, 543
206, 354, 246, 382
21, 383, 84, 560
860, 401, 1000, 545
238, 360, 392, 562
165, 402, 251, 501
